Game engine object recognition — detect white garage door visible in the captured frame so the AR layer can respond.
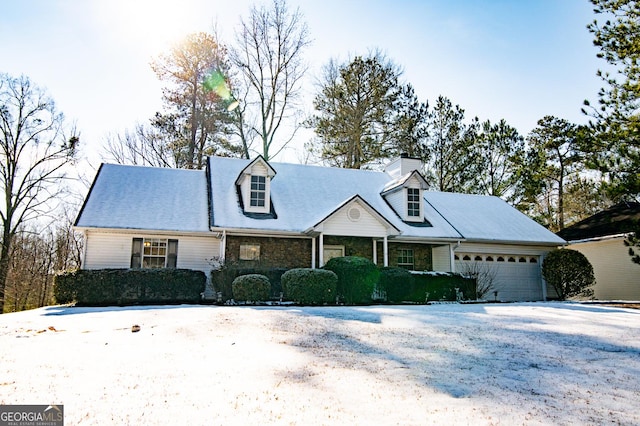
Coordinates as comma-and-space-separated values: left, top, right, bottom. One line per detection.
455, 254, 543, 302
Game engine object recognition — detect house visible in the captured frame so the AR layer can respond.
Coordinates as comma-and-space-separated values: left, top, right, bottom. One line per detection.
74, 155, 565, 302
557, 201, 640, 301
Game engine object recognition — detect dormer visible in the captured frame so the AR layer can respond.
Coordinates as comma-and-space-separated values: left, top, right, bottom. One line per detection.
381, 169, 429, 223
235, 156, 276, 215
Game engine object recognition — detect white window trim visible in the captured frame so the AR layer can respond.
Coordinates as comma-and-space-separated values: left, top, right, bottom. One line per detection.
239, 244, 261, 261
323, 245, 345, 262
405, 187, 422, 222
244, 173, 271, 214
397, 248, 415, 269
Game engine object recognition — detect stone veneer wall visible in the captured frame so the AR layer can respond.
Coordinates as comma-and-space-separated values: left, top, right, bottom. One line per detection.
226, 235, 434, 271
377, 242, 433, 271
323, 236, 374, 259
225, 235, 312, 269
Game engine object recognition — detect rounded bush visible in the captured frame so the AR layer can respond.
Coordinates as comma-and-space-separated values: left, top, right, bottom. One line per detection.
323, 256, 379, 304
378, 267, 415, 303
282, 268, 338, 305
542, 249, 595, 300
232, 274, 271, 302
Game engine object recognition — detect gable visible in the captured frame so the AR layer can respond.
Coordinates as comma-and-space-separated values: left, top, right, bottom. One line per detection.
310, 196, 400, 237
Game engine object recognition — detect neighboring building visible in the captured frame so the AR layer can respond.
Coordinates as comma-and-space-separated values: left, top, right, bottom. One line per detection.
75, 155, 565, 302
557, 201, 640, 301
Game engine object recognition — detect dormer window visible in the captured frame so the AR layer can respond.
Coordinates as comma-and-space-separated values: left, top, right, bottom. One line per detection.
250, 175, 266, 207
235, 156, 276, 216
407, 188, 421, 218
380, 169, 428, 224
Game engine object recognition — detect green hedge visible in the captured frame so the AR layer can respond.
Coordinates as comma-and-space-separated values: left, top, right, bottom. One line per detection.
232, 274, 271, 303
412, 272, 476, 302
281, 268, 337, 305
378, 267, 416, 303
323, 256, 379, 304
54, 269, 206, 306
211, 265, 287, 301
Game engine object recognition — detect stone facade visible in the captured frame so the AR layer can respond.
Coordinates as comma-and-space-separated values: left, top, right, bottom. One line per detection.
225, 235, 312, 269
376, 242, 433, 271
323, 236, 373, 258
225, 235, 434, 271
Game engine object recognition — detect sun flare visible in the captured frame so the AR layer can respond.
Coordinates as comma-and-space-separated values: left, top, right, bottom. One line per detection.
96, 0, 200, 55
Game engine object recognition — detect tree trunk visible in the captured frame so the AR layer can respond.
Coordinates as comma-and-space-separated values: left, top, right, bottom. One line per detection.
0, 231, 13, 314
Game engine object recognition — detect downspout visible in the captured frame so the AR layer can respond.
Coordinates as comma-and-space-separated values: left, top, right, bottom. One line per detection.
383, 235, 388, 267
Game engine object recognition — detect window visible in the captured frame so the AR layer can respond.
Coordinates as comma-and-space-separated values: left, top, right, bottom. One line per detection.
240, 244, 260, 261
407, 188, 421, 218
130, 238, 177, 268
474, 255, 483, 261
250, 175, 266, 207
397, 248, 414, 269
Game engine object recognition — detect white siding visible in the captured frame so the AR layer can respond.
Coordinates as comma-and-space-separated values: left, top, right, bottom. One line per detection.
385, 190, 405, 219
432, 245, 452, 271
84, 231, 220, 274
570, 237, 640, 300
322, 201, 388, 237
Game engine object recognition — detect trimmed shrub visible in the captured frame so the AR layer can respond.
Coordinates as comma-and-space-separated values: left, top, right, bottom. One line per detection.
281, 268, 337, 305
53, 269, 206, 306
410, 272, 476, 302
378, 267, 415, 303
542, 249, 595, 300
53, 270, 80, 304
211, 263, 287, 301
232, 274, 271, 303
323, 256, 379, 304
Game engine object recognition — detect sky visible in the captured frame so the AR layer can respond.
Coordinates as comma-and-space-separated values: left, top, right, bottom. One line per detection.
1, 0, 604, 165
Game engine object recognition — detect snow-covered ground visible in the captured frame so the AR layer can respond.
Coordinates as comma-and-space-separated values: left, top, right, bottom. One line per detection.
1, 303, 639, 425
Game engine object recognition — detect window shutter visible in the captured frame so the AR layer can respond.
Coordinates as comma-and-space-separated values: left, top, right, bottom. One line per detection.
131, 238, 143, 268
167, 239, 178, 268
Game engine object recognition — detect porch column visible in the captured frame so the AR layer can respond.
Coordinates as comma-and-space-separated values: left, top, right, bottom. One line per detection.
319, 233, 324, 267
383, 235, 388, 267
372, 239, 377, 265
311, 237, 316, 269
220, 230, 227, 263
449, 243, 456, 273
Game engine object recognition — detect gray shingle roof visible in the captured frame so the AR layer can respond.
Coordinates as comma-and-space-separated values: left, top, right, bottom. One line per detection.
75, 164, 210, 233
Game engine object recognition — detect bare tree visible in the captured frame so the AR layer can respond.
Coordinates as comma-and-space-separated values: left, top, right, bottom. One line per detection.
0, 73, 77, 313
458, 260, 498, 300
230, 0, 311, 160
103, 124, 177, 168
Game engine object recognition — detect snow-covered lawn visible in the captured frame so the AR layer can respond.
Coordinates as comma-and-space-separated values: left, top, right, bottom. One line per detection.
1, 303, 639, 425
